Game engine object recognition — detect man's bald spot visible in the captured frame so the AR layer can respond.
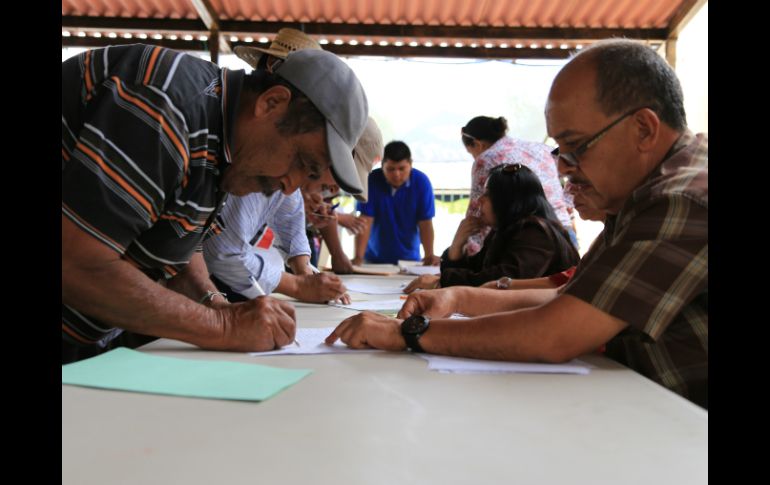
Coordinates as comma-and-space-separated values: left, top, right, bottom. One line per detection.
546, 56, 602, 140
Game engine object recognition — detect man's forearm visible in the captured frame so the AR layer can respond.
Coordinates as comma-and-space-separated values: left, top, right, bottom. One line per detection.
452, 286, 559, 315
63, 257, 223, 347
275, 272, 301, 298
319, 220, 347, 260
287, 254, 312, 275
165, 252, 226, 304
418, 294, 625, 363
63, 216, 224, 347
418, 219, 435, 258
354, 216, 373, 260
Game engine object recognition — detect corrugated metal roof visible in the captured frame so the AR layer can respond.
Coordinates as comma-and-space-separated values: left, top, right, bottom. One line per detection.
63, 0, 684, 27
62, 0, 703, 59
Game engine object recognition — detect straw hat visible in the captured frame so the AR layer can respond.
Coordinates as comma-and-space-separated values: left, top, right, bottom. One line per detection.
352, 117, 384, 202
234, 28, 322, 69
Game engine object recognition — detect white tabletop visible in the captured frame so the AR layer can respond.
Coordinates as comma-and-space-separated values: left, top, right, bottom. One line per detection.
62, 274, 707, 485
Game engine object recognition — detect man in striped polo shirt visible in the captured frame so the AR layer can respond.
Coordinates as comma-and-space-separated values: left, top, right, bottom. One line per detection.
62, 45, 368, 363
327, 39, 708, 409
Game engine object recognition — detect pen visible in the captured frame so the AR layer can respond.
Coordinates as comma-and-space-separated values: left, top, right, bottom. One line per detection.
310, 212, 336, 219
249, 275, 266, 296
249, 276, 300, 348
307, 263, 344, 305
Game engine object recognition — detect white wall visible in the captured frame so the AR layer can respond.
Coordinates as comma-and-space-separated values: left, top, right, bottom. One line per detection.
675, 2, 709, 134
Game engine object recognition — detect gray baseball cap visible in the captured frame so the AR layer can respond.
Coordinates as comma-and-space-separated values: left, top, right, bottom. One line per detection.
275, 49, 368, 195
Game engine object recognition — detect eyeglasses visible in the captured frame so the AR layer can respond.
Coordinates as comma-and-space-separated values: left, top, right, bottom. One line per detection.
551, 107, 650, 167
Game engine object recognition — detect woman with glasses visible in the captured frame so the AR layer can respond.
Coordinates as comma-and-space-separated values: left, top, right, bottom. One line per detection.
403, 163, 579, 292
457, 115, 576, 256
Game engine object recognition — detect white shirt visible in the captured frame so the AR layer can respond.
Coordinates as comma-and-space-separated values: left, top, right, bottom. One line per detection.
203, 190, 310, 297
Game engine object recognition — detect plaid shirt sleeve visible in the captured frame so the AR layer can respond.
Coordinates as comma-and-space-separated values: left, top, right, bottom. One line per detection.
563, 193, 708, 340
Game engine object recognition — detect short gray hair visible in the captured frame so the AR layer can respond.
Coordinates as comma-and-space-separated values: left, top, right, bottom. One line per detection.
573, 39, 687, 131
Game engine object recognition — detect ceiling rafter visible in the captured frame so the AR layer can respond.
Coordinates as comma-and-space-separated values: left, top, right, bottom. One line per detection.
61, 16, 668, 41
62, 36, 577, 60
189, 0, 230, 60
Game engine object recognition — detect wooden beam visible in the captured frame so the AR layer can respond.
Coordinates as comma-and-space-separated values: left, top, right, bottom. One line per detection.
61, 17, 667, 42
220, 21, 668, 41
189, 0, 230, 56
189, 0, 218, 31
323, 44, 573, 60
208, 30, 219, 64
62, 36, 207, 51
63, 36, 574, 60
62, 16, 205, 32
667, 0, 707, 38
665, 38, 677, 69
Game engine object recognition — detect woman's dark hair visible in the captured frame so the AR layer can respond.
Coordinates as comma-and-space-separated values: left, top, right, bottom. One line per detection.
242, 69, 325, 135
485, 164, 559, 229
461, 116, 508, 146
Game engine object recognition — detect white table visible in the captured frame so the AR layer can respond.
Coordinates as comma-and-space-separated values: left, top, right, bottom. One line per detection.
62, 274, 707, 484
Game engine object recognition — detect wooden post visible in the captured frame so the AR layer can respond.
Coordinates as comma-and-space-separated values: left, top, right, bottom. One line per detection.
209, 29, 219, 64
665, 37, 677, 69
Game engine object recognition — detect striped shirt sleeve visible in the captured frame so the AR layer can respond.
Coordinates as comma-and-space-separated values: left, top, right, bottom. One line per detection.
268, 190, 312, 259
203, 194, 274, 295
62, 71, 189, 254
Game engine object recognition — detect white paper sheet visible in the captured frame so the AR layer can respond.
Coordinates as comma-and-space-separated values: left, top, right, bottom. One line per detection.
344, 279, 407, 295
401, 265, 441, 276
249, 327, 384, 356
251, 327, 592, 375
333, 299, 406, 312
418, 354, 591, 375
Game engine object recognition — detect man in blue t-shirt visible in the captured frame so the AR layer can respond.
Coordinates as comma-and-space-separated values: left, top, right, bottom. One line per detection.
353, 141, 440, 265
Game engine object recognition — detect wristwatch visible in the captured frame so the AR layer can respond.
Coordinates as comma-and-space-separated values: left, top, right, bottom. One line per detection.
400, 315, 431, 352
496, 276, 513, 289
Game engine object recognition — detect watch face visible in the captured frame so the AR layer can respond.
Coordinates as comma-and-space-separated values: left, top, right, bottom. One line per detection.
402, 315, 429, 334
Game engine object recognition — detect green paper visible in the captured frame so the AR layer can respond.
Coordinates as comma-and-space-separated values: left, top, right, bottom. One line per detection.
62, 348, 312, 401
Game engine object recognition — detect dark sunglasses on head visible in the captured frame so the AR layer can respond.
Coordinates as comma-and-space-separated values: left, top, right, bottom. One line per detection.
491, 163, 523, 173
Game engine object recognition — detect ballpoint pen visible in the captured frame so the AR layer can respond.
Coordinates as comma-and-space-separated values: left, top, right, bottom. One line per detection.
249, 275, 300, 347
311, 201, 339, 220
310, 212, 336, 219
307, 263, 344, 305
307, 262, 321, 274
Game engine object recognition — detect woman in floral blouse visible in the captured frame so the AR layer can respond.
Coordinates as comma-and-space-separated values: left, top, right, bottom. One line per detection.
458, 115, 576, 255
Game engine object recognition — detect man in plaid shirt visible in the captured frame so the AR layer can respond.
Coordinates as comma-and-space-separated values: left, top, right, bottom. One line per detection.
327, 39, 708, 409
